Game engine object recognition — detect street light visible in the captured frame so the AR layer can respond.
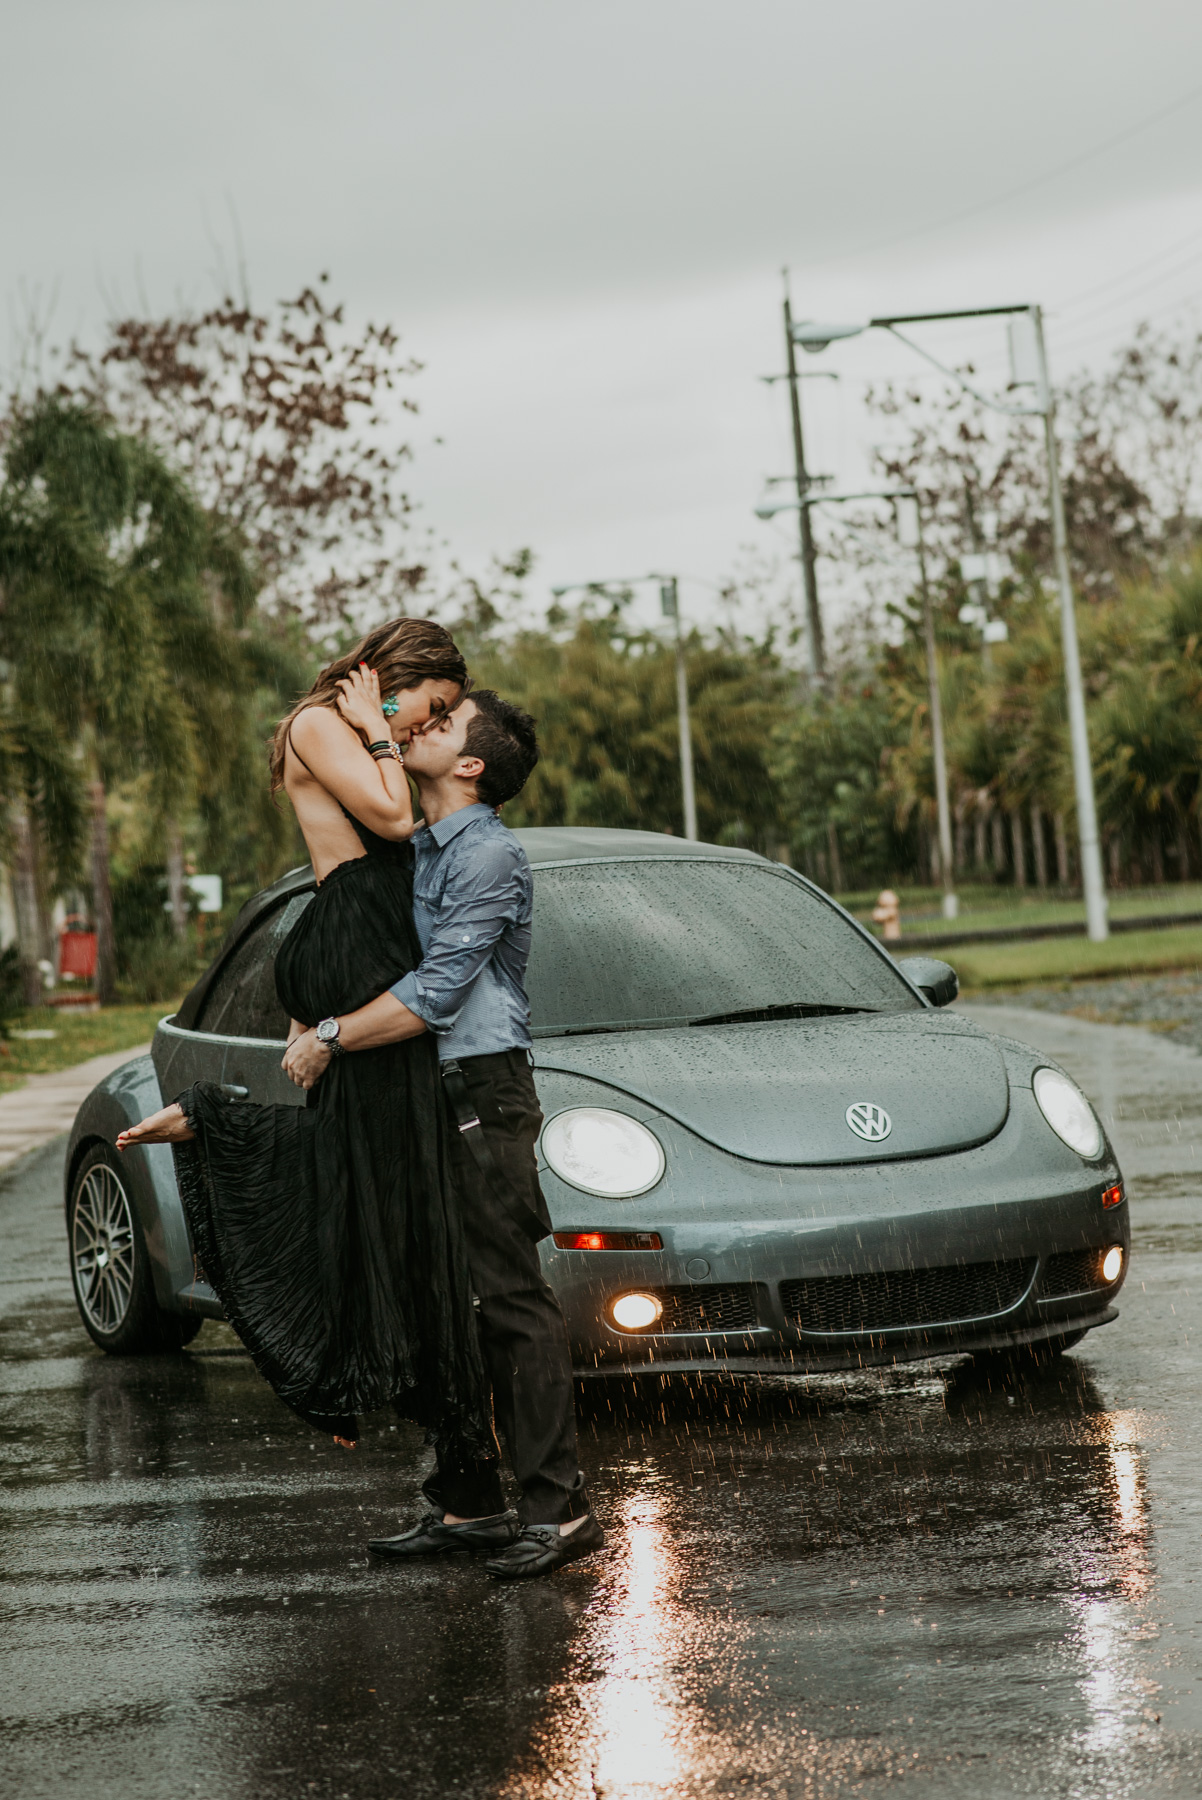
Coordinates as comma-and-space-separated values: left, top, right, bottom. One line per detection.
782, 304, 1108, 943
757, 486, 959, 920
550, 575, 699, 841
658, 577, 699, 842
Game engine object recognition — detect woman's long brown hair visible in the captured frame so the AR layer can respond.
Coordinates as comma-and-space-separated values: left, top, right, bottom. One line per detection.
269, 617, 469, 793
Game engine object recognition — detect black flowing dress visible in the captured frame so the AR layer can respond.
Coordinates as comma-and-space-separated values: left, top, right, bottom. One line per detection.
172, 820, 495, 1462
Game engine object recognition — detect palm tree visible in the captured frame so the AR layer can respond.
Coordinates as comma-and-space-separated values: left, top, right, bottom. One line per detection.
1, 397, 261, 1001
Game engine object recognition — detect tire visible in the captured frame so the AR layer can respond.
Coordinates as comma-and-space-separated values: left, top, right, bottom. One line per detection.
68, 1144, 198, 1354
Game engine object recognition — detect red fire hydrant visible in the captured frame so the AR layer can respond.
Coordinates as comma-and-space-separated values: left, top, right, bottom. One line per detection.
59, 924, 99, 981
872, 889, 902, 941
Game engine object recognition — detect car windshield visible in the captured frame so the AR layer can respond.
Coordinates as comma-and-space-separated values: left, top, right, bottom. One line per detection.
526, 858, 919, 1035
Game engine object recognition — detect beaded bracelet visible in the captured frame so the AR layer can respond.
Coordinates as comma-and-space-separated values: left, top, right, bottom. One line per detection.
371, 743, 403, 764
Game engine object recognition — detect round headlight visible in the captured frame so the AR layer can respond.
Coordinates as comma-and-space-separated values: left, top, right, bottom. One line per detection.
541, 1107, 665, 1198
611, 1292, 664, 1331
1033, 1067, 1103, 1160
1102, 1245, 1124, 1284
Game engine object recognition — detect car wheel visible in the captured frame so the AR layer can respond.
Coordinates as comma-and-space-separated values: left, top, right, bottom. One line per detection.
69, 1145, 200, 1354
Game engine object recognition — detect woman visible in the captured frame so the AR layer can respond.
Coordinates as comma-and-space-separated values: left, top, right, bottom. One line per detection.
118, 618, 495, 1465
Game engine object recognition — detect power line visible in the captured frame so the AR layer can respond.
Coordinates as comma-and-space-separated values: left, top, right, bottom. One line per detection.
1051, 279, 1202, 363
1054, 239, 1202, 338
1056, 214, 1202, 314
817, 79, 1202, 265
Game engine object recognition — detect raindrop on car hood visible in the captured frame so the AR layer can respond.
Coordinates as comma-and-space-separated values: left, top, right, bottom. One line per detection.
535, 1011, 1009, 1165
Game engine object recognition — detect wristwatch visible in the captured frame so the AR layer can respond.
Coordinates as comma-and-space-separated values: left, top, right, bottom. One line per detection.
315, 1017, 344, 1056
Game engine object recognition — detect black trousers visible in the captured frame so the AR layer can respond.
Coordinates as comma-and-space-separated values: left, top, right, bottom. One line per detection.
420, 1049, 589, 1526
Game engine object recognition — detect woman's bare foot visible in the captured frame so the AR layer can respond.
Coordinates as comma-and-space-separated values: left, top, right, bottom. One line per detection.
116, 1104, 196, 1151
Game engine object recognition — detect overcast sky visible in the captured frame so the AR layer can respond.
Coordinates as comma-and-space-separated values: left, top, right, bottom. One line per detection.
5, 0, 1202, 632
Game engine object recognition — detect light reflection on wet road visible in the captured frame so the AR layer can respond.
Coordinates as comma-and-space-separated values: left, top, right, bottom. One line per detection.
3, 1004, 1202, 1797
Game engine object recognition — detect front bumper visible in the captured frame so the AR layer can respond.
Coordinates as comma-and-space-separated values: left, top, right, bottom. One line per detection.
538, 1074, 1129, 1377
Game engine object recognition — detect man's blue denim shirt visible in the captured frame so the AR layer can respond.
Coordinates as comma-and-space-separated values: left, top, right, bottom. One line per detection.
390, 802, 534, 1062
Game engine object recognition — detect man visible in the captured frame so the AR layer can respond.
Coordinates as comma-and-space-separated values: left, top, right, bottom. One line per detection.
283, 691, 602, 1580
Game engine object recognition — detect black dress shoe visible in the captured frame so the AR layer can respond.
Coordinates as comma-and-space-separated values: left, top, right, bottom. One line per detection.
369, 1509, 519, 1559
484, 1513, 605, 1580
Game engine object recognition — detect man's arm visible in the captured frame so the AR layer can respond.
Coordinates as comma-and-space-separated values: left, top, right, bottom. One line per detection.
282, 832, 527, 1090
282, 991, 426, 1089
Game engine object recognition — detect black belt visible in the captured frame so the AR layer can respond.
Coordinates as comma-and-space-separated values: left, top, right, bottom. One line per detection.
440, 1059, 545, 1243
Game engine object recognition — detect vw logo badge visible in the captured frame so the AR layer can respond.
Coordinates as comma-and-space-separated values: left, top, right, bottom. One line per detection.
845, 1101, 892, 1143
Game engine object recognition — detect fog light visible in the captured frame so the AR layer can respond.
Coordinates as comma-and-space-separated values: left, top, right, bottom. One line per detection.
611, 1291, 663, 1331
1102, 1246, 1124, 1283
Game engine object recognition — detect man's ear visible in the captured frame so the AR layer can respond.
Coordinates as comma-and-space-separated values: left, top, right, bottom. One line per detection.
454, 755, 486, 783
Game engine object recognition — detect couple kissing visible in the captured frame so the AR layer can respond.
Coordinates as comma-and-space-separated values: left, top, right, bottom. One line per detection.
119, 617, 602, 1581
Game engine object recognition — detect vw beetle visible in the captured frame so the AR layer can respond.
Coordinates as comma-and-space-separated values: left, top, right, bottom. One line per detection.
66, 828, 1129, 1374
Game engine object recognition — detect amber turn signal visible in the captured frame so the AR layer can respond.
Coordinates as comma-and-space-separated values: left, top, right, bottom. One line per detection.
553, 1231, 663, 1251
1101, 1184, 1124, 1209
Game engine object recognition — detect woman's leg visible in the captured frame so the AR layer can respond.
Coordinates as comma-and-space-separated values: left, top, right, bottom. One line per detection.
116, 1104, 196, 1150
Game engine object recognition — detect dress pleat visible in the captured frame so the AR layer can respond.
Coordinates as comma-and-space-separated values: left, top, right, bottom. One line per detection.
172, 842, 496, 1462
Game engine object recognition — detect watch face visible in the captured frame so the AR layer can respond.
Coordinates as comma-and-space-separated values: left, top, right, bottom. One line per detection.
317, 1020, 338, 1043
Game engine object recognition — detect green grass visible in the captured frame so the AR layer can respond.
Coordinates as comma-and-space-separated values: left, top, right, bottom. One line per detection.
949, 925, 1202, 992
841, 882, 1202, 941
0, 1002, 176, 1095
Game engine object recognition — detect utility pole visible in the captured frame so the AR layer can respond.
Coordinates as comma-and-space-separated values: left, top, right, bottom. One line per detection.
552, 573, 700, 841
660, 578, 699, 840
910, 506, 958, 919
1029, 306, 1108, 943
756, 485, 959, 918
782, 277, 825, 682
785, 302, 1108, 943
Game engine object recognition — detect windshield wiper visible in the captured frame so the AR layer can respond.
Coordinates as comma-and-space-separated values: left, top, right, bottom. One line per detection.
536, 1019, 679, 1039
687, 1002, 872, 1027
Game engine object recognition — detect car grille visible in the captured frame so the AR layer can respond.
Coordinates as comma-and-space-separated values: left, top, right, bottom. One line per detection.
639, 1285, 760, 1334
781, 1258, 1036, 1335
1039, 1249, 1109, 1298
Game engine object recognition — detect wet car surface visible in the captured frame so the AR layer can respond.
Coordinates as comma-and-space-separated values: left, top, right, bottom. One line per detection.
2, 1001, 1201, 1797
66, 829, 1129, 1372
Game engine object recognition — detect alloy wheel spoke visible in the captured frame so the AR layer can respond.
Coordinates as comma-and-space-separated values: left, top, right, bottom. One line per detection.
74, 1165, 137, 1334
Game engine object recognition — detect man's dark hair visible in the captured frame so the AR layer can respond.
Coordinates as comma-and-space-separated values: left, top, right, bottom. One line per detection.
462, 690, 539, 808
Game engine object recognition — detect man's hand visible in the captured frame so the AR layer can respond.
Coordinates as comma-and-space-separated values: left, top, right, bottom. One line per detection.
281, 993, 425, 1092
282, 1028, 332, 1091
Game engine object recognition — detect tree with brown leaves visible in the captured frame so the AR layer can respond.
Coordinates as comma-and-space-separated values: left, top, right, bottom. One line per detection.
67, 276, 427, 625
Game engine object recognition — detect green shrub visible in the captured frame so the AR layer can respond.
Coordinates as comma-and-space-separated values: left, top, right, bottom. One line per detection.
0, 945, 22, 1038
112, 866, 200, 1004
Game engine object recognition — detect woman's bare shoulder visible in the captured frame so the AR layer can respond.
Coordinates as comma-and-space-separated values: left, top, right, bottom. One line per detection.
285, 708, 361, 791
289, 706, 356, 755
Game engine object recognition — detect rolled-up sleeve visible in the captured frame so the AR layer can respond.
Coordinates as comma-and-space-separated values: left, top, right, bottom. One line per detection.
390, 836, 528, 1036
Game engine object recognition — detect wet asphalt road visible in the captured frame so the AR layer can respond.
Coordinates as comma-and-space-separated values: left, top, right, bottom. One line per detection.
3, 1005, 1202, 1800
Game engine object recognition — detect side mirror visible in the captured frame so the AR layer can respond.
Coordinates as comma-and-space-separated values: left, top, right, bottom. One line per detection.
896, 955, 959, 1008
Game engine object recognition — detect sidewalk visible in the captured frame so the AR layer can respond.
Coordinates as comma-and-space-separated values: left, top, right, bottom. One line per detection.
0, 1045, 151, 1171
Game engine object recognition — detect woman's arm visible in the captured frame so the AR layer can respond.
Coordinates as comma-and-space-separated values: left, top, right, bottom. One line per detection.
288, 670, 415, 841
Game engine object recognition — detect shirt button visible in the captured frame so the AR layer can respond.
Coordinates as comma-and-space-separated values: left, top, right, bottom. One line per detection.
462, 934, 471, 943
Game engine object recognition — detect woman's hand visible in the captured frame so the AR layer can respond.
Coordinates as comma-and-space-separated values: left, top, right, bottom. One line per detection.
335, 664, 390, 743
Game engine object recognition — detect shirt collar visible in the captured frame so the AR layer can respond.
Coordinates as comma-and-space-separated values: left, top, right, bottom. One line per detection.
422, 801, 495, 848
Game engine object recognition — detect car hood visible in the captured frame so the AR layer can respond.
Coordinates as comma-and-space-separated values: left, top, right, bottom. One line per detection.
534, 1010, 1009, 1165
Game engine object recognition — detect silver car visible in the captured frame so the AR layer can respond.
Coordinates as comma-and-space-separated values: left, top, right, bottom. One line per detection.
66, 828, 1130, 1375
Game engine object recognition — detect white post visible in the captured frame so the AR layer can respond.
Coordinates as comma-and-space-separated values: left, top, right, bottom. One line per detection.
662, 579, 698, 840
910, 503, 958, 919
1030, 306, 1108, 941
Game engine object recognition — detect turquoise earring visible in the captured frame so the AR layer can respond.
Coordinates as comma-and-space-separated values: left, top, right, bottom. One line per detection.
381, 694, 399, 718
